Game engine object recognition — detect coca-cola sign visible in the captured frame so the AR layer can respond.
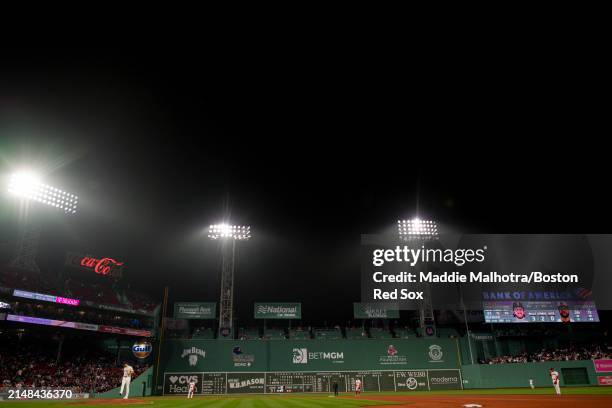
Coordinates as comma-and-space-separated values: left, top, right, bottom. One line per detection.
66, 252, 124, 278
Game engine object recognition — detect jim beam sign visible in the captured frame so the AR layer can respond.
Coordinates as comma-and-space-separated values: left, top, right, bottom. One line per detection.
181, 347, 206, 367
65, 252, 124, 278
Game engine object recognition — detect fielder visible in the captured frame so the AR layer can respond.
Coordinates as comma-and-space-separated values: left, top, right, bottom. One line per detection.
529, 378, 534, 389
549, 368, 561, 395
187, 379, 196, 399
119, 363, 134, 399
355, 378, 362, 396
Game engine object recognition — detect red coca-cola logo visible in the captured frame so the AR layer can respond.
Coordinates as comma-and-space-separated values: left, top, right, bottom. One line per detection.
80, 257, 124, 276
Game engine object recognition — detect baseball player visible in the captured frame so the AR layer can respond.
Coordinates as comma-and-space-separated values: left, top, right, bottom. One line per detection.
354, 378, 362, 396
549, 368, 561, 395
119, 363, 134, 399
529, 378, 534, 389
187, 379, 196, 399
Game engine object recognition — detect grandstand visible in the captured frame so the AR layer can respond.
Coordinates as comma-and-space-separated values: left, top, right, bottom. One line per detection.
0, 330, 149, 393
313, 326, 342, 340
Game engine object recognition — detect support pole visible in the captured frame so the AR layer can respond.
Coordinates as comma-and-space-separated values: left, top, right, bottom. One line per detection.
153, 286, 169, 395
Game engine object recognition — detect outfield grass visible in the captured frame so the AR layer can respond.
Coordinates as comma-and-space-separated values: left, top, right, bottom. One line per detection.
2, 387, 612, 407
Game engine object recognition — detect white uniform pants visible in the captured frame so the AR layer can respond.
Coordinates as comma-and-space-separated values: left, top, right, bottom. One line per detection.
188, 388, 194, 398
120, 376, 131, 398
553, 382, 561, 395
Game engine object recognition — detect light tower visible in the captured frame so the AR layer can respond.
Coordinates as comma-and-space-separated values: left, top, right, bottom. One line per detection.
208, 223, 250, 338
7, 172, 79, 271
397, 218, 438, 336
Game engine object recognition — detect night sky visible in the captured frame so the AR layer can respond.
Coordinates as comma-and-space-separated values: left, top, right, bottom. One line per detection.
0, 48, 607, 325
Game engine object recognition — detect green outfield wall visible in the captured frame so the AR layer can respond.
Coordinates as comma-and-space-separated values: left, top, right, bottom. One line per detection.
97, 367, 154, 398
159, 338, 460, 373
461, 360, 598, 388
157, 338, 462, 394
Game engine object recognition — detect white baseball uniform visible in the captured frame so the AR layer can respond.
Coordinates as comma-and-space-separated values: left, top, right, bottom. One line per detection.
120, 365, 134, 399
550, 370, 560, 395
529, 379, 534, 389
355, 379, 362, 394
187, 380, 196, 399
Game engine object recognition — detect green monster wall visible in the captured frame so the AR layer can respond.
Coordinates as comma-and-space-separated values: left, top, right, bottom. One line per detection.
159, 338, 460, 373
461, 360, 598, 388
157, 339, 462, 395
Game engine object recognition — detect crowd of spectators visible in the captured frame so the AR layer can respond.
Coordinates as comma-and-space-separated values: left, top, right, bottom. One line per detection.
0, 336, 148, 393
9, 302, 154, 330
0, 267, 158, 317
0, 268, 57, 295
483, 343, 611, 364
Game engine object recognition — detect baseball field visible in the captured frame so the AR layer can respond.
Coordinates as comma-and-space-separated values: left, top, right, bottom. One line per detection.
2, 388, 612, 408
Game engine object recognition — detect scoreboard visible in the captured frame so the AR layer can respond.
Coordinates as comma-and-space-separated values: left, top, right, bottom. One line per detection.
163, 369, 461, 395
265, 371, 396, 393
201, 373, 226, 394
483, 300, 599, 323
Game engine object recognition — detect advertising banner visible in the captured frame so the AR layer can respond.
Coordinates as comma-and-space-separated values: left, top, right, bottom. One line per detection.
226, 373, 265, 394
163, 373, 203, 395
594, 359, 612, 373
270, 339, 458, 372
597, 376, 612, 386
395, 370, 428, 391
174, 302, 216, 319
427, 369, 462, 390
254, 303, 301, 319
160, 340, 268, 372
160, 339, 459, 374
353, 302, 399, 319
65, 252, 124, 278
6, 314, 151, 337
88, 302, 154, 316
13, 289, 80, 306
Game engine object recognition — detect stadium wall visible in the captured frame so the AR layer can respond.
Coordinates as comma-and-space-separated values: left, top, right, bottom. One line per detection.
158, 339, 462, 394
160, 338, 460, 372
96, 367, 154, 398
461, 361, 598, 388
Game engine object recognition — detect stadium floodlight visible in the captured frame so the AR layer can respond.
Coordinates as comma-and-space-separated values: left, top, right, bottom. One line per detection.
8, 171, 79, 214
397, 218, 438, 239
207, 222, 251, 339
207, 224, 251, 240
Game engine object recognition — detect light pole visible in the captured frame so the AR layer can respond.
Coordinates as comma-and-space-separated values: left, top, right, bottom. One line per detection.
397, 218, 438, 336
7, 172, 79, 271
208, 223, 250, 338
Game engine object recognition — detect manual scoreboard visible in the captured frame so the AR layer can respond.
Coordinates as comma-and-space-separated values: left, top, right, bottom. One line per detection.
163, 369, 461, 395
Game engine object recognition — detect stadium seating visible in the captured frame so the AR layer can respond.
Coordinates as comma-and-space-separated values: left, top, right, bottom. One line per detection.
238, 327, 261, 340
436, 327, 459, 338
124, 290, 158, 311
345, 327, 369, 339
192, 327, 215, 339
0, 267, 58, 295
0, 332, 149, 392
289, 328, 311, 340
313, 327, 342, 340
395, 327, 417, 338
369, 327, 393, 339
263, 328, 287, 340
0, 267, 158, 315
